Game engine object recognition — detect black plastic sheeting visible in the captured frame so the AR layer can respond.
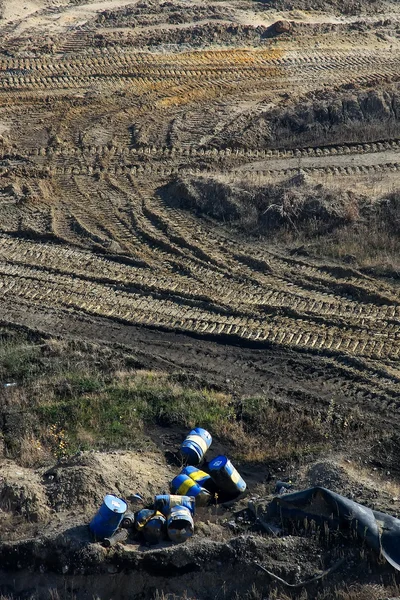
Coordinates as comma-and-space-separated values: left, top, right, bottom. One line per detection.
267, 486, 400, 571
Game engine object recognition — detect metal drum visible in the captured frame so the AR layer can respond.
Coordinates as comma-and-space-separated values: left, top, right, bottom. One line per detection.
142, 511, 167, 545
180, 428, 212, 465
181, 465, 217, 494
89, 494, 127, 540
135, 509, 167, 544
167, 505, 194, 543
135, 508, 155, 531
154, 494, 196, 516
170, 474, 211, 506
208, 455, 246, 496
121, 511, 136, 528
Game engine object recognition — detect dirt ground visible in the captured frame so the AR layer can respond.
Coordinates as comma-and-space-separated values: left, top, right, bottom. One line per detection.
1, 441, 400, 599
0, 0, 399, 597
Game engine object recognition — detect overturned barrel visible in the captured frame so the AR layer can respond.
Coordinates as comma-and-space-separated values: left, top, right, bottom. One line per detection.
180, 428, 212, 465
89, 494, 127, 540
121, 511, 136, 528
154, 494, 196, 516
208, 456, 246, 496
135, 508, 155, 531
182, 465, 217, 494
167, 505, 194, 543
170, 474, 211, 506
143, 511, 167, 545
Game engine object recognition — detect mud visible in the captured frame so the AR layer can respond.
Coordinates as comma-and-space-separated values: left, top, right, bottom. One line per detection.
1, 301, 399, 435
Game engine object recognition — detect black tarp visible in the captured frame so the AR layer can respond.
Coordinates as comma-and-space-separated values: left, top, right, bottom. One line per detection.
267, 486, 400, 571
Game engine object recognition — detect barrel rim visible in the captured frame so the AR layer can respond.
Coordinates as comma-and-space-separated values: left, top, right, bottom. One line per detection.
104, 494, 127, 513
208, 455, 229, 469
167, 506, 194, 521
189, 427, 212, 437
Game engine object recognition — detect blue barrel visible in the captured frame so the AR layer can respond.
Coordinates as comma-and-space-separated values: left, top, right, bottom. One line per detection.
181, 466, 217, 494
167, 505, 194, 543
89, 494, 127, 540
208, 456, 246, 496
135, 508, 156, 531
154, 494, 196, 516
170, 474, 211, 506
142, 511, 166, 545
180, 428, 212, 465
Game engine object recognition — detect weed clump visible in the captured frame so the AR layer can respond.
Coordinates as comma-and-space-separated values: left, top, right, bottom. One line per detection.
162, 175, 359, 236
162, 177, 400, 271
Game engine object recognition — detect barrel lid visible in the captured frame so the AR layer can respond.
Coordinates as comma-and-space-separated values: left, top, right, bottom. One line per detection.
208, 455, 228, 469
104, 494, 127, 513
191, 427, 212, 440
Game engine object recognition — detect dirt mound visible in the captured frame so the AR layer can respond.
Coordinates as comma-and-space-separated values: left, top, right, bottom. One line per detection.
117, 22, 282, 49
264, 0, 384, 14
0, 460, 49, 522
301, 459, 400, 515
162, 175, 359, 236
43, 451, 174, 513
218, 88, 400, 150
0, 530, 351, 589
373, 192, 400, 235
305, 461, 357, 495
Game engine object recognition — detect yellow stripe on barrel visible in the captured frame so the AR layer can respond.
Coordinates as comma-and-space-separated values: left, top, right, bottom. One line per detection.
177, 477, 197, 495
189, 468, 209, 482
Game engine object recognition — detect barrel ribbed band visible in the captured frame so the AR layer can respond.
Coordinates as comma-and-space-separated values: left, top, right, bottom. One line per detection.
185, 434, 209, 454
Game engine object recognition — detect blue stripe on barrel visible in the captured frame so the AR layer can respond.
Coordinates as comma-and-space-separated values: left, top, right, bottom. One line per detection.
170, 473, 211, 506
181, 465, 218, 494
89, 494, 127, 540
180, 428, 212, 465
208, 455, 247, 496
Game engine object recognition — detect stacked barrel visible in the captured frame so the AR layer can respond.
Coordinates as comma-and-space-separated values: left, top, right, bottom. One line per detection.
89, 426, 247, 547
172, 428, 246, 501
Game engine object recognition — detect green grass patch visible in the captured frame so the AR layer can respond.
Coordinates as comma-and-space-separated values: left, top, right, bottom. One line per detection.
0, 338, 44, 382
0, 334, 363, 467
35, 371, 235, 452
